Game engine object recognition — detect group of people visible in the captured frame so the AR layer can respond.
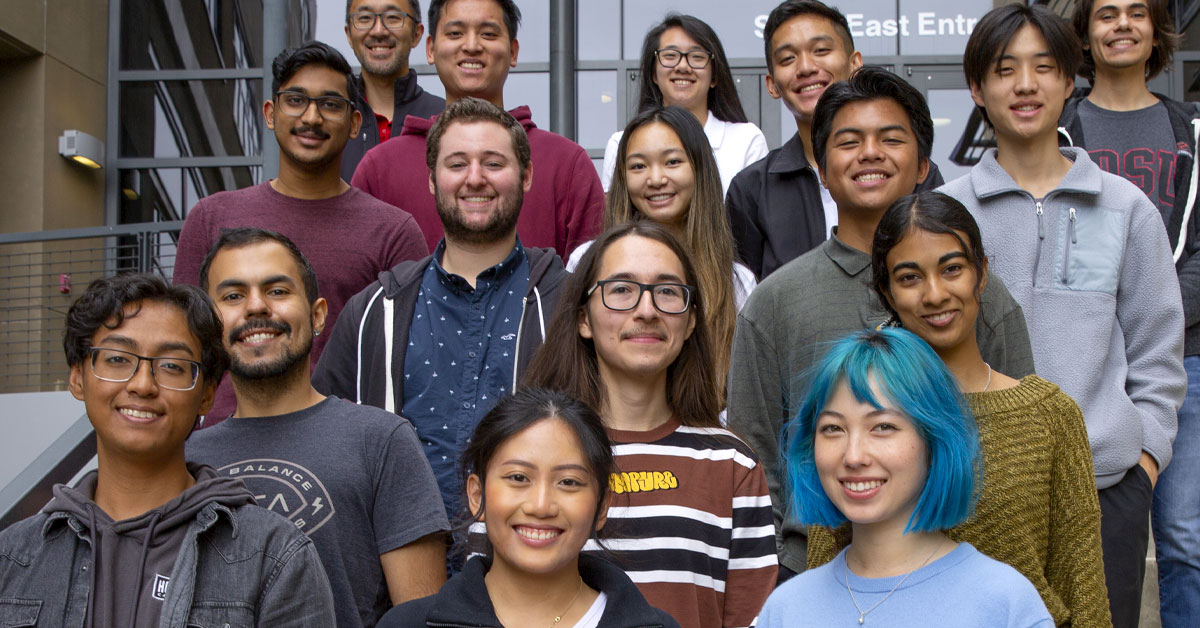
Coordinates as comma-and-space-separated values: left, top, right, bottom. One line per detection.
0, 0, 1195, 627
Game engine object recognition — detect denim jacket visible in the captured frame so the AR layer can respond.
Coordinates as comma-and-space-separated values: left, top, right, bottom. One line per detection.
0, 478, 336, 627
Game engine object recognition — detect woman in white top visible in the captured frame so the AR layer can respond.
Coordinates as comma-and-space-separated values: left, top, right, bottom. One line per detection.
601, 14, 767, 195
569, 106, 754, 405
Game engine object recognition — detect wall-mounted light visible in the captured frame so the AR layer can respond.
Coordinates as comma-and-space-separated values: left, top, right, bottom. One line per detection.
58, 130, 104, 169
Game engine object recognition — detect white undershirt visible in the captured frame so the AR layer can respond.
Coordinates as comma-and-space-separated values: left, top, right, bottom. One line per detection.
571, 591, 608, 628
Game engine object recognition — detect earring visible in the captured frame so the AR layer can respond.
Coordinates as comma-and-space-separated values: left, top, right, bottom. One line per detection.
313, 330, 321, 337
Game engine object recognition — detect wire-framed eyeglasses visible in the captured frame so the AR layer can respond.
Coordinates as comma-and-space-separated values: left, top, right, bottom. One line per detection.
587, 280, 694, 314
87, 347, 202, 391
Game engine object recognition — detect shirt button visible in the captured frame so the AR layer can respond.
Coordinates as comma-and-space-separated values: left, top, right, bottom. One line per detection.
462, 402, 471, 409
468, 351, 477, 358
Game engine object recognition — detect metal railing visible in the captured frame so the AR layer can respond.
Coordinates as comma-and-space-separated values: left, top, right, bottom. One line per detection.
0, 221, 183, 394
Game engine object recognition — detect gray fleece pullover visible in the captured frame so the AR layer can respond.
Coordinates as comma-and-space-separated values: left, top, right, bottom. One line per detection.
939, 147, 1185, 488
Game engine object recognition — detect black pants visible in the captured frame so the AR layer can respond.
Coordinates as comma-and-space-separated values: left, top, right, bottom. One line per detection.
1098, 465, 1154, 628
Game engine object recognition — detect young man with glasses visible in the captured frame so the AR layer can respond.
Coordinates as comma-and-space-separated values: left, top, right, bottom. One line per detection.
314, 97, 568, 531
522, 221, 777, 628
0, 273, 337, 627
341, 0, 444, 181
174, 41, 427, 424
188, 228, 449, 628
350, 0, 603, 259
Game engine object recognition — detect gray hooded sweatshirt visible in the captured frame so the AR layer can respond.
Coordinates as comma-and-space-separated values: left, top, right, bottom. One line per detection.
44, 463, 255, 628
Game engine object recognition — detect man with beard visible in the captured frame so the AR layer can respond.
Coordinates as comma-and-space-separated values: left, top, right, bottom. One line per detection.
188, 227, 450, 628
341, 0, 444, 181
174, 42, 427, 424
314, 97, 568, 523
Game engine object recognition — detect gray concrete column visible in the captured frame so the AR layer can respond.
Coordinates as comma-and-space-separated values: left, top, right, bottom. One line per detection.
549, 0, 577, 141
261, 0, 289, 181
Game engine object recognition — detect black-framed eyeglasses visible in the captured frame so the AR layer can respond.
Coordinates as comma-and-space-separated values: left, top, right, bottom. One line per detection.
349, 10, 416, 31
87, 347, 202, 391
274, 91, 353, 119
654, 48, 712, 70
587, 280, 694, 314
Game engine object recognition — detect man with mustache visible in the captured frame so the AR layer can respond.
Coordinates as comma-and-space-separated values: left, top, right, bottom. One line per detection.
173, 42, 427, 424
315, 97, 568, 528
188, 227, 449, 628
341, 0, 444, 181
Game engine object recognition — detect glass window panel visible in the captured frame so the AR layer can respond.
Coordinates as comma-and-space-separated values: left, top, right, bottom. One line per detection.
516, 1, 550, 63
503, 73, 550, 129
579, 0, 621, 61
119, 167, 262, 225
576, 71, 619, 150
120, 0, 263, 70
118, 80, 264, 158
897, 0, 990, 56
926, 88, 975, 182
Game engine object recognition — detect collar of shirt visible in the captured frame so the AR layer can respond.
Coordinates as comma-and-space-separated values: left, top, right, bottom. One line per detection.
374, 111, 392, 142
430, 238, 527, 296
823, 228, 871, 278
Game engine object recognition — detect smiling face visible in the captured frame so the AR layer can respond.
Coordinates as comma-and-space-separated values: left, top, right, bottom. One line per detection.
818, 98, 930, 215
1087, 0, 1156, 74
346, 0, 424, 80
815, 379, 929, 534
206, 241, 327, 382
970, 23, 1074, 146
579, 235, 696, 385
883, 229, 986, 358
265, 64, 362, 171
429, 119, 531, 245
651, 27, 714, 114
624, 122, 696, 226
70, 300, 215, 464
467, 417, 605, 577
766, 14, 862, 124
426, 0, 518, 104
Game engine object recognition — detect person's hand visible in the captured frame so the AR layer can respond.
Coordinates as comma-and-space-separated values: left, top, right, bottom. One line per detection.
1138, 452, 1159, 489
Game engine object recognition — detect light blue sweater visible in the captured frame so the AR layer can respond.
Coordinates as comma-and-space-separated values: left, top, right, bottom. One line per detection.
757, 543, 1053, 628
939, 147, 1185, 488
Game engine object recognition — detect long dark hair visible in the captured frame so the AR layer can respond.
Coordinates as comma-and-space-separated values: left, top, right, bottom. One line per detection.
523, 222, 721, 427
637, 14, 748, 123
871, 191, 988, 321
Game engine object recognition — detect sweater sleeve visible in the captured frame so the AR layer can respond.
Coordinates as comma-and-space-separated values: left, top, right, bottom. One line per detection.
1044, 392, 1112, 628
350, 146, 380, 197
560, 147, 604, 259
1120, 209, 1186, 468
723, 459, 777, 628
726, 309, 787, 554
172, 199, 212, 286
726, 172, 765, 279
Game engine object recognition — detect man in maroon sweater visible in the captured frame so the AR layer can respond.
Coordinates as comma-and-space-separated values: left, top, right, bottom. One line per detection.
174, 42, 427, 423
351, 0, 603, 259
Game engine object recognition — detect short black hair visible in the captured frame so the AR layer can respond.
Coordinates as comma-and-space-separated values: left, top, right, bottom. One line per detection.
271, 40, 359, 105
763, 0, 855, 70
962, 4, 1081, 126
198, 227, 321, 305
64, 273, 228, 382
636, 14, 749, 124
427, 0, 521, 40
345, 0, 422, 24
811, 66, 933, 171
1073, 0, 1179, 82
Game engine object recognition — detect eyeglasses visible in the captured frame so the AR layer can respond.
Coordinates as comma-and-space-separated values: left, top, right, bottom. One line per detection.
587, 280, 694, 314
654, 48, 712, 70
87, 347, 202, 391
349, 10, 415, 31
274, 91, 353, 119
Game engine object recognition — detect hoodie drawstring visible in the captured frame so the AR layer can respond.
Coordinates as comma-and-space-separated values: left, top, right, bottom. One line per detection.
125, 511, 161, 628
534, 286, 546, 342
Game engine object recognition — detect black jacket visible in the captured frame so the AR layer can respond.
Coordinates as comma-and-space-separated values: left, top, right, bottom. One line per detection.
1059, 90, 1200, 355
726, 132, 944, 279
377, 554, 682, 628
340, 71, 445, 182
312, 246, 568, 410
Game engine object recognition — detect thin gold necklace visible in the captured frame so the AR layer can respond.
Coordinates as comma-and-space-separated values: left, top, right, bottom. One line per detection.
844, 541, 943, 624
495, 576, 585, 628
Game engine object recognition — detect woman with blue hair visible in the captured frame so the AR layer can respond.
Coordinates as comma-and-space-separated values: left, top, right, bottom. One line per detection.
757, 328, 1052, 627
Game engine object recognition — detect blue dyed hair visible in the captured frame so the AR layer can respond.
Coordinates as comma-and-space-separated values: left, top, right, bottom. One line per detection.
785, 328, 980, 533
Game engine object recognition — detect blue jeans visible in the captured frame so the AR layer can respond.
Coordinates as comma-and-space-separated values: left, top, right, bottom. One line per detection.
1153, 354, 1200, 628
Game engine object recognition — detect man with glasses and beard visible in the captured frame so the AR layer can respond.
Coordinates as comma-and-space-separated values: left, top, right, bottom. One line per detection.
341, 0, 444, 181
187, 228, 449, 628
173, 42, 427, 424
314, 97, 568, 529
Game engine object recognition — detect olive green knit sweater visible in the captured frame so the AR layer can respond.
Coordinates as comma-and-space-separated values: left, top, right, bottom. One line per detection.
807, 375, 1112, 628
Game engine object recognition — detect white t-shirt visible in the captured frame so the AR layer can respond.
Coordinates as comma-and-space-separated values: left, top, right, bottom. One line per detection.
571, 592, 608, 628
601, 111, 768, 195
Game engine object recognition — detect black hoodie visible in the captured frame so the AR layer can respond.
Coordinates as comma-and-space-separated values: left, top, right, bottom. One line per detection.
44, 463, 255, 628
